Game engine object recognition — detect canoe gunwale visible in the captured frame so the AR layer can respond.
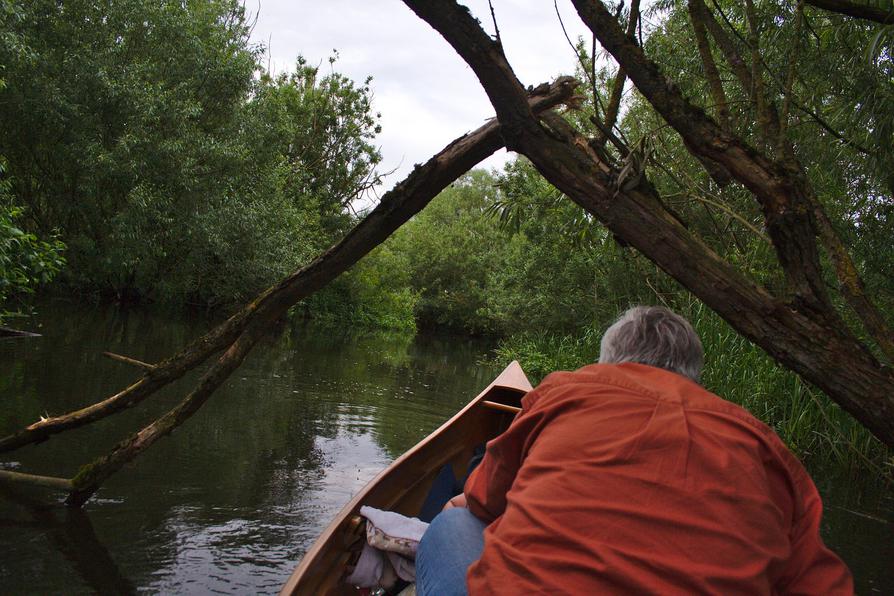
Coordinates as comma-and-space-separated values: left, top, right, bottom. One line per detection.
279, 361, 531, 596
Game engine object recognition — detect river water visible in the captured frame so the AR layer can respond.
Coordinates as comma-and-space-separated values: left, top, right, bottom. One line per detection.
0, 303, 891, 594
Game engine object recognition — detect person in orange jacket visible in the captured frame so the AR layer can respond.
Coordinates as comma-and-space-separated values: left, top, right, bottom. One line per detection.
416, 306, 853, 595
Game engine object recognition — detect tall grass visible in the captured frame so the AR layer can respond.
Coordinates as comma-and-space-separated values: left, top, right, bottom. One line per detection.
493, 302, 892, 480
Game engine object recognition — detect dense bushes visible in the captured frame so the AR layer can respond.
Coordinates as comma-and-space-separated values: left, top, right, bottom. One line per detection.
0, 0, 382, 312
0, 161, 65, 323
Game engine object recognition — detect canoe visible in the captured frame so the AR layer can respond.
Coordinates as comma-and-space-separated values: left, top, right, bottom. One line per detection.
280, 361, 533, 595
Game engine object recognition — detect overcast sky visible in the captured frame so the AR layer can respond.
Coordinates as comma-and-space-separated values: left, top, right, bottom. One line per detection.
248, 1, 593, 191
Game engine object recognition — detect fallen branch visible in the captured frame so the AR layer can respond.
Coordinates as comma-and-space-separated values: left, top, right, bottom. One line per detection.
0, 469, 73, 491
0, 81, 577, 505
0, 80, 575, 460
63, 79, 577, 507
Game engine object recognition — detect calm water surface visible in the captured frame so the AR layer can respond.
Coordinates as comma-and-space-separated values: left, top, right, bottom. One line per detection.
0, 302, 891, 594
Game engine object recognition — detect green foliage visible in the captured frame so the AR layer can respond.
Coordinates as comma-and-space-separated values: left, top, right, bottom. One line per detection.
0, 0, 381, 309
385, 166, 663, 336
387, 170, 511, 334
250, 57, 382, 225
628, 1, 894, 303
299, 243, 418, 333
0, 160, 65, 321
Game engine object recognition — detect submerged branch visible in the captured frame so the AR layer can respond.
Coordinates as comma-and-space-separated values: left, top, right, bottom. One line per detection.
0, 469, 73, 491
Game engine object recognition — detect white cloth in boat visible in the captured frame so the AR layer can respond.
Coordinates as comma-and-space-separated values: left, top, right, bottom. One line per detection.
344, 506, 429, 589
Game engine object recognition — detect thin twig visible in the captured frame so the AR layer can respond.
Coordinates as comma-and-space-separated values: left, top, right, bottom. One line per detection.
793, 103, 871, 155
555, 0, 607, 120
103, 351, 156, 371
488, 0, 502, 45
685, 192, 770, 243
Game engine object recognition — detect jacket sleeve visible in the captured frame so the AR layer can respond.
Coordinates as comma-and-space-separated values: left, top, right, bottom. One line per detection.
776, 478, 853, 595
463, 381, 550, 523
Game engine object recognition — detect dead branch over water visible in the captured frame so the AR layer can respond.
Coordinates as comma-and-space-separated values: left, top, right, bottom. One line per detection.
0, 81, 577, 505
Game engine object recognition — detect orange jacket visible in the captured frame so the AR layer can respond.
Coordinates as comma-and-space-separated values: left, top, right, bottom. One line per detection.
464, 363, 853, 595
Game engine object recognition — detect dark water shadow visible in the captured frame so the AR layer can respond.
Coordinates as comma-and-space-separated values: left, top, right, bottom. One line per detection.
0, 486, 135, 595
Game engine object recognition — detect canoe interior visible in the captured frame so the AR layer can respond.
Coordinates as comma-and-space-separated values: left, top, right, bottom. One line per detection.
280, 362, 531, 596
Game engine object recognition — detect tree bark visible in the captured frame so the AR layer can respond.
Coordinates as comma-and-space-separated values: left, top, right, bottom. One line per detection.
598, 0, 640, 147
401, 0, 894, 448
806, 0, 894, 23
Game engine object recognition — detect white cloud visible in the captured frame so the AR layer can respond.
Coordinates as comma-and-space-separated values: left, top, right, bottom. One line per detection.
248, 0, 592, 190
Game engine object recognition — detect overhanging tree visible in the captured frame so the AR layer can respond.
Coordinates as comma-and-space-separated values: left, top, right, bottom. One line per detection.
0, 1, 891, 506
401, 0, 894, 446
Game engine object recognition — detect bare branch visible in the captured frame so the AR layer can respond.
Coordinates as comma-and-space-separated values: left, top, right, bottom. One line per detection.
805, 0, 894, 24
488, 0, 502, 45
0, 81, 575, 459
0, 469, 73, 491
688, 0, 731, 131
8, 82, 574, 504
600, 0, 641, 147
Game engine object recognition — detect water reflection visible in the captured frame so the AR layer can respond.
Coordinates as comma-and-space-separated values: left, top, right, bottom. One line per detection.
0, 485, 135, 595
0, 302, 891, 593
0, 302, 500, 594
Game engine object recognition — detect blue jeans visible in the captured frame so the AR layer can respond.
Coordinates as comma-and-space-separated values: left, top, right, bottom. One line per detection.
416, 507, 487, 596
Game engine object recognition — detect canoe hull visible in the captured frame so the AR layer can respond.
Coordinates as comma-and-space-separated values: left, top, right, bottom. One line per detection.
280, 361, 531, 595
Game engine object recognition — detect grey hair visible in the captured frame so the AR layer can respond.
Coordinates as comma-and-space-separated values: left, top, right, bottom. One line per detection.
599, 306, 704, 383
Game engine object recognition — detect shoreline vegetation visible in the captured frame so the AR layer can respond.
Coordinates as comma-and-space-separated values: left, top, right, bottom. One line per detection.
1, 1, 891, 481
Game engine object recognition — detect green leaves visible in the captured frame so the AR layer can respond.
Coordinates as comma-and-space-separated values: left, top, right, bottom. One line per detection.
0, 1, 382, 309
0, 163, 65, 320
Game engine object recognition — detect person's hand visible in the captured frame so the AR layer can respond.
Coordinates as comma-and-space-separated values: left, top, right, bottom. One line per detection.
442, 493, 467, 511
